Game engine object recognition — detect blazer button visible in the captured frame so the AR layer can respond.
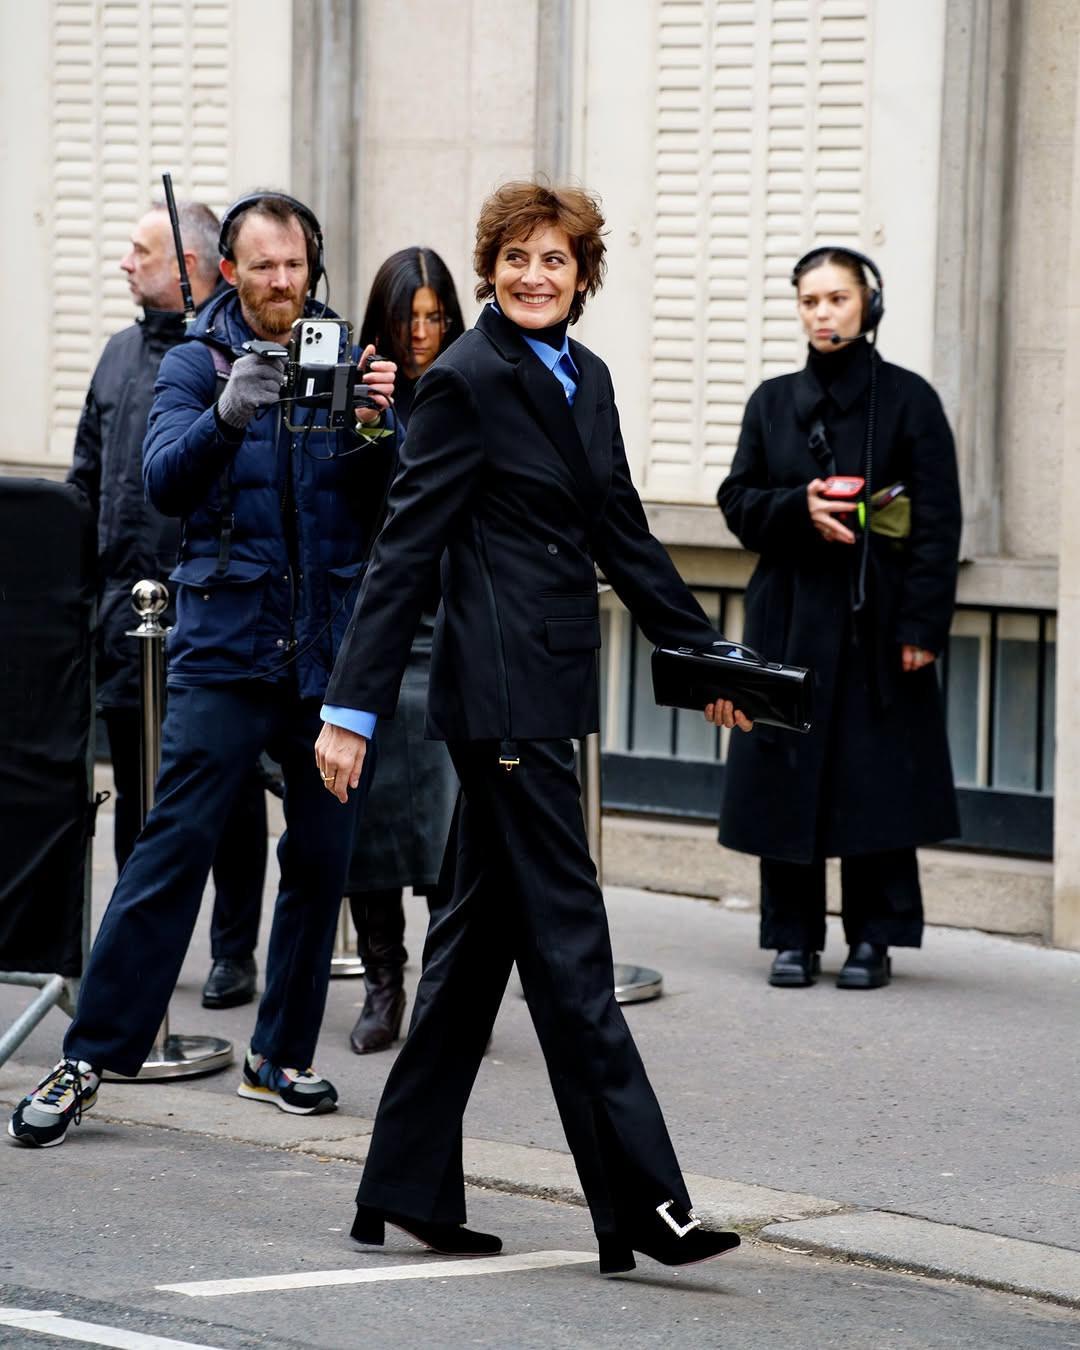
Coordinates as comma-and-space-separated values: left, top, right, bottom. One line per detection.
547, 543, 559, 555
202, 592, 211, 601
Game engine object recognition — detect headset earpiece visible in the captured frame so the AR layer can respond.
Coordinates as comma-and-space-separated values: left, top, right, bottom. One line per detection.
218, 192, 325, 296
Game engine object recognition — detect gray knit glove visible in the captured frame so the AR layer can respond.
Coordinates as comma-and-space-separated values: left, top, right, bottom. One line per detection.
216, 353, 286, 429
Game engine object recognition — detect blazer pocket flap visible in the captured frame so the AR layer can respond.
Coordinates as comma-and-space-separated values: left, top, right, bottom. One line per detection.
169, 557, 271, 588
544, 615, 602, 652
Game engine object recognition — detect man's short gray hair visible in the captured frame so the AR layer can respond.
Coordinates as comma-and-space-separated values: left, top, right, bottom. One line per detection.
149, 199, 221, 287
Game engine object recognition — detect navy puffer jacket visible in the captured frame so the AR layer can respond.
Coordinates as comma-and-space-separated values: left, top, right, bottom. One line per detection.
143, 289, 386, 701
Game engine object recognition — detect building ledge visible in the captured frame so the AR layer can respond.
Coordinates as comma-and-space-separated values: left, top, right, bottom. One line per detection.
644, 502, 1059, 609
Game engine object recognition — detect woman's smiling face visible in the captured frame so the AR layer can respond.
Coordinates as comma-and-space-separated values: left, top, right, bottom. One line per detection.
490, 224, 586, 330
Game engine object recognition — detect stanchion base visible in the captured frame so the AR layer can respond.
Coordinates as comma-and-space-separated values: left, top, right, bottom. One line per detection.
613, 963, 663, 1004
105, 1034, 234, 1082
330, 956, 366, 979
515, 962, 663, 1004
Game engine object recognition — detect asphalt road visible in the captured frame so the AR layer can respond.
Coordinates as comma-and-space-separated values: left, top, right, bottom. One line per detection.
8, 810, 1076, 1250
4, 1124, 1080, 1350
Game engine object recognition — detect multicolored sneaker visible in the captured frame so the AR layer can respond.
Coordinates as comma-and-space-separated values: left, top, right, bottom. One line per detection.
236, 1049, 338, 1115
8, 1059, 101, 1148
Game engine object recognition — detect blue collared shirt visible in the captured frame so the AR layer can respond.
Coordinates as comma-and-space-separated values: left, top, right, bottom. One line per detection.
520, 329, 579, 405
320, 312, 578, 738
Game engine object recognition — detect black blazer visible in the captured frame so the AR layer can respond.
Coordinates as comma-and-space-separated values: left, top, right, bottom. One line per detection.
325, 305, 717, 741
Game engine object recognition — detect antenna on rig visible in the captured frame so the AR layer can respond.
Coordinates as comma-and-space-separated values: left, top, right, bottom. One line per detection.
161, 172, 196, 329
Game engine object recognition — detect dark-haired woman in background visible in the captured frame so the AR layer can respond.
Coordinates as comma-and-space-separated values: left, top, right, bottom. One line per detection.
717, 246, 962, 991
344, 248, 465, 1054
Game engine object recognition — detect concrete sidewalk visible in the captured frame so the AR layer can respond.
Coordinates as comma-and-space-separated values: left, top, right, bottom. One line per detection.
3, 809, 1079, 1306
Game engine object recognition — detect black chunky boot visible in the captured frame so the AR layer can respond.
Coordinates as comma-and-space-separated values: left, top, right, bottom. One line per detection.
768, 949, 821, 987
348, 889, 408, 1054
837, 941, 891, 989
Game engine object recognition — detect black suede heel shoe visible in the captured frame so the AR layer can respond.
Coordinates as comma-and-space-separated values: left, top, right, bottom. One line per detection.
351, 1205, 502, 1256
599, 1201, 741, 1275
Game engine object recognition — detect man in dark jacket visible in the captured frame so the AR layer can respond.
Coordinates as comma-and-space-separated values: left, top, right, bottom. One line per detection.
66, 201, 269, 1013
9, 193, 395, 1149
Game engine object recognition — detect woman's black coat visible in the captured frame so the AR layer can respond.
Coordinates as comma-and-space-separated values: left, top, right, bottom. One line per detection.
716, 342, 962, 864
325, 304, 718, 741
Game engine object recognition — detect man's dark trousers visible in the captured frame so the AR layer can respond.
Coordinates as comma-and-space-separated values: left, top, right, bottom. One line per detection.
102, 705, 268, 961
355, 738, 690, 1235
66, 680, 366, 1076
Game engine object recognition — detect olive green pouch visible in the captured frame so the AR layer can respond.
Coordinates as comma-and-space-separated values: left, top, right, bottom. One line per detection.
869, 484, 911, 540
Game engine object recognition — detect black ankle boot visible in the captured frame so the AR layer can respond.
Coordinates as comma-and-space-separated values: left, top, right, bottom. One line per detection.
351, 1204, 502, 1256
598, 1201, 740, 1275
768, 949, 821, 987
837, 941, 891, 989
348, 891, 408, 1054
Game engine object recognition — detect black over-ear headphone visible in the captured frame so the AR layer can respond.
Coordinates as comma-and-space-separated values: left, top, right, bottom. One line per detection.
218, 192, 325, 296
791, 245, 884, 332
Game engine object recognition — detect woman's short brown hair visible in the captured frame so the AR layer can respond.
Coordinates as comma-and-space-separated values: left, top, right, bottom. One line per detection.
473, 181, 607, 325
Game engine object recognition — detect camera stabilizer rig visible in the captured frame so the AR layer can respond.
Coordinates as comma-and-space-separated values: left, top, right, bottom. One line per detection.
159, 173, 381, 434
245, 320, 382, 433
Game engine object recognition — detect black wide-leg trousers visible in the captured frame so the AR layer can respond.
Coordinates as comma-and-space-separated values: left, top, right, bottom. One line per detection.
355, 737, 690, 1235
759, 847, 924, 952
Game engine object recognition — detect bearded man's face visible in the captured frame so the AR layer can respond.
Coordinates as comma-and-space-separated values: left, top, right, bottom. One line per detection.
225, 211, 310, 341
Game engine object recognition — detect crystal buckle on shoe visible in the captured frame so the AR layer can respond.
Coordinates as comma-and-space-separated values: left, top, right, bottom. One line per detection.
656, 1199, 702, 1237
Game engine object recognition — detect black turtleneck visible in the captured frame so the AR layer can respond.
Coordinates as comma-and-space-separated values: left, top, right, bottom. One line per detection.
524, 315, 571, 351
807, 335, 867, 392
490, 299, 570, 351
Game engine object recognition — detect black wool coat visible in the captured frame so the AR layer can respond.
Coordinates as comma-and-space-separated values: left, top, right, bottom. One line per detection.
716, 341, 962, 864
325, 304, 719, 742
67, 308, 187, 710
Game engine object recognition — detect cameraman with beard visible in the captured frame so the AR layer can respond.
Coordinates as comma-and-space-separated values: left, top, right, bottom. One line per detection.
67, 199, 269, 1016
9, 192, 396, 1149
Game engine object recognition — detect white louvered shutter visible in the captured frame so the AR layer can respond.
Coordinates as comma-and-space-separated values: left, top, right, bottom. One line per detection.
49, 0, 232, 456
646, 0, 871, 503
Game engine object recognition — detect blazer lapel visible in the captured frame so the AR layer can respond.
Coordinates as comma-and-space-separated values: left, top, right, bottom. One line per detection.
568, 340, 597, 452
475, 306, 602, 513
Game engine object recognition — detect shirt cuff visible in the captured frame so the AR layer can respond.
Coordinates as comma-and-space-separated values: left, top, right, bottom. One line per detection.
320, 704, 377, 739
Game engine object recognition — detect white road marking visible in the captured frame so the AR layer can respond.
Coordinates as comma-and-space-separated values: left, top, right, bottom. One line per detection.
158, 1248, 597, 1297
0, 1306, 225, 1350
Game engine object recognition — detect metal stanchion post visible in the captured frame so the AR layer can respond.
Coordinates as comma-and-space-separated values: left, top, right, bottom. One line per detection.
106, 580, 233, 1081
330, 899, 365, 978
578, 731, 663, 1005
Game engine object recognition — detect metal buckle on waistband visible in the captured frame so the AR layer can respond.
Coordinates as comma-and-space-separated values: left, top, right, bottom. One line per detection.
498, 739, 520, 772
656, 1199, 702, 1238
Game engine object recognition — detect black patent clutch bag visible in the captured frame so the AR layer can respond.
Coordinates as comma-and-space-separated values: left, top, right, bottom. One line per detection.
651, 641, 813, 734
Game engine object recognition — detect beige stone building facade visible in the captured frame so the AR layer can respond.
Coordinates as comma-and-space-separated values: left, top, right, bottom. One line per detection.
2, 0, 1078, 945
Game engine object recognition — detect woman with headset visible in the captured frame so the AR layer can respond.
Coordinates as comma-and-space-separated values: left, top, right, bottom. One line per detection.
717, 246, 962, 990
344, 248, 465, 1055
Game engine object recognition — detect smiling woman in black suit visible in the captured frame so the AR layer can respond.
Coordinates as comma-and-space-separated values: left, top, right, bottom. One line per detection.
315, 181, 751, 1276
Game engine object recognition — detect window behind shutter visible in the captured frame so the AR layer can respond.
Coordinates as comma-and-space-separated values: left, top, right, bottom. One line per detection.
646, 0, 871, 503
49, 0, 232, 455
